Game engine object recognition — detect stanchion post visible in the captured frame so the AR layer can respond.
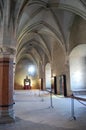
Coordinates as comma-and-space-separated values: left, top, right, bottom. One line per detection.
71, 95, 76, 120
49, 89, 54, 108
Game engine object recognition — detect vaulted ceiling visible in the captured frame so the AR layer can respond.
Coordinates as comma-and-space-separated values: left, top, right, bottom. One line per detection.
0, 0, 86, 66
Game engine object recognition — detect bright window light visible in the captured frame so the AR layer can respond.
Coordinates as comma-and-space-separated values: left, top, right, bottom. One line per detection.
74, 70, 82, 82
28, 65, 35, 76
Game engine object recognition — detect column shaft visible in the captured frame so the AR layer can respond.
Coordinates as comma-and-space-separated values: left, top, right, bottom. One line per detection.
0, 57, 15, 123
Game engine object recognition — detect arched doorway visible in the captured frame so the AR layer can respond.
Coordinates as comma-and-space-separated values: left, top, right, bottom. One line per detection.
69, 44, 86, 94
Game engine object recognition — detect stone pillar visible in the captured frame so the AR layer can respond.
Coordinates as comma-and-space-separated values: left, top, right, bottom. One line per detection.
42, 55, 46, 90
0, 47, 15, 123
64, 56, 71, 96
42, 64, 45, 90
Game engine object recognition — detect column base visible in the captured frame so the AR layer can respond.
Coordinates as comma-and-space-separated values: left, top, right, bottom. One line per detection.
0, 108, 15, 124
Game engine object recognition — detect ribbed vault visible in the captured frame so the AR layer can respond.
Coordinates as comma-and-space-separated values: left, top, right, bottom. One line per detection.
0, 0, 86, 89
14, 0, 86, 66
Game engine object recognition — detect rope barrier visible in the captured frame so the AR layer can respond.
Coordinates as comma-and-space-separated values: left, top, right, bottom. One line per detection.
77, 100, 86, 106
45, 89, 54, 108
41, 90, 86, 119
70, 95, 86, 101
70, 94, 86, 106
69, 94, 86, 120
41, 90, 86, 120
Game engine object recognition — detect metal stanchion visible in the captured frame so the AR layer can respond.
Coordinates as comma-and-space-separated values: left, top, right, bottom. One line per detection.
49, 89, 54, 108
39, 88, 41, 97
41, 94, 44, 102
40, 90, 44, 102
71, 96, 76, 120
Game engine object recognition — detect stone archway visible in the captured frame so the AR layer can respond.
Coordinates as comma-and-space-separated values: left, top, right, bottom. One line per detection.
69, 44, 86, 94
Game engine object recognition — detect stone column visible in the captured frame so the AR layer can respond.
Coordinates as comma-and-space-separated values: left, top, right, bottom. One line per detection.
41, 55, 46, 90
41, 64, 45, 90
0, 47, 16, 123
64, 56, 71, 96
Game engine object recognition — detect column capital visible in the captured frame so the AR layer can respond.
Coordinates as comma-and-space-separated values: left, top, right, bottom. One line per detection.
0, 46, 16, 58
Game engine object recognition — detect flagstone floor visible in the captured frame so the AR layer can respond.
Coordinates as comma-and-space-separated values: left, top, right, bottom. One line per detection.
0, 90, 86, 130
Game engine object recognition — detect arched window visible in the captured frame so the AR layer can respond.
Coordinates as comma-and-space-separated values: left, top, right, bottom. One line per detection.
45, 63, 51, 89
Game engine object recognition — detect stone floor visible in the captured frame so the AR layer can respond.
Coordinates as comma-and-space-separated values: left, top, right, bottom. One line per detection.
0, 90, 86, 130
